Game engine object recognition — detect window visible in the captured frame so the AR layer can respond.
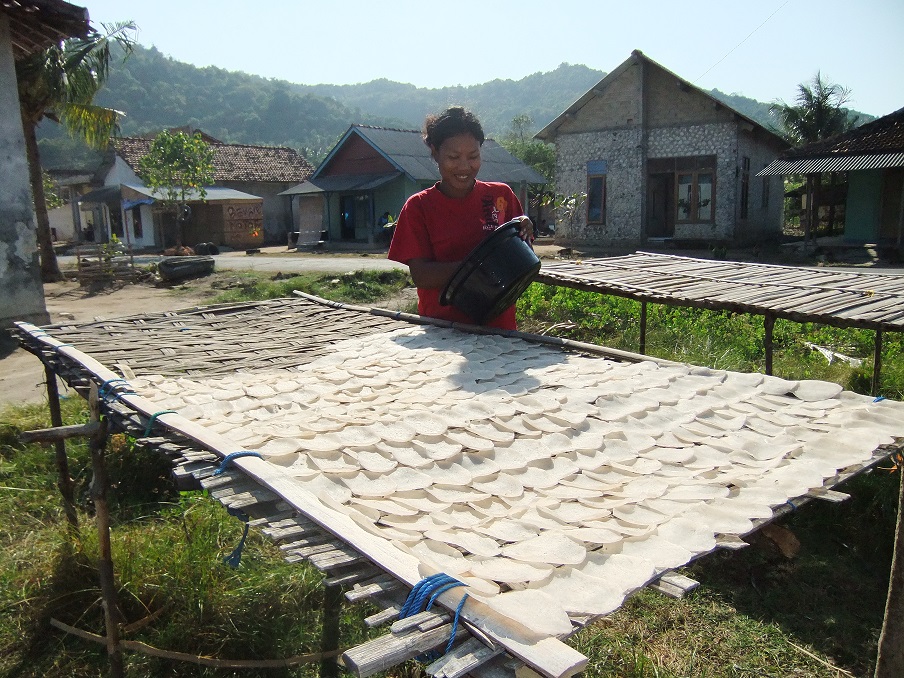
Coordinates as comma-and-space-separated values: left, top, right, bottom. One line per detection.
740, 156, 750, 219
761, 175, 770, 210
586, 160, 607, 225
649, 156, 716, 224
676, 170, 714, 222
587, 176, 606, 224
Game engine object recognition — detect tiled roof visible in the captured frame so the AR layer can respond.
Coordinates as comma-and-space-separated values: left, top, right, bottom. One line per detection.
113, 136, 314, 183
781, 106, 904, 159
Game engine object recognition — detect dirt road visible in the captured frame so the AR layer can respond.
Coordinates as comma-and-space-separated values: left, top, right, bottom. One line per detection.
0, 280, 220, 410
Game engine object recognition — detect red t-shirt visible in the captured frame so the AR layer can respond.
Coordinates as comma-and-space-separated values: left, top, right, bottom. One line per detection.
388, 181, 523, 329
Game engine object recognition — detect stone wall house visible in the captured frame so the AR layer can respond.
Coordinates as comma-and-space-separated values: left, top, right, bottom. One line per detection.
536, 51, 788, 249
1, 0, 90, 328
82, 129, 314, 248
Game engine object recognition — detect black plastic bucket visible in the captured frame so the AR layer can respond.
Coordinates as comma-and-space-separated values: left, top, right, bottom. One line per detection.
440, 219, 541, 325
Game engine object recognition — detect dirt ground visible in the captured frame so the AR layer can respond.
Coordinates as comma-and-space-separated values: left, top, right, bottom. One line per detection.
0, 278, 221, 410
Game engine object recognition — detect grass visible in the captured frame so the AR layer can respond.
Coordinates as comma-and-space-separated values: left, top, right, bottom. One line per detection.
202, 269, 413, 306
0, 271, 901, 676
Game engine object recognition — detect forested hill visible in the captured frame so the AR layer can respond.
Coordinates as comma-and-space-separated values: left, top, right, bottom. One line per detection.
38, 44, 795, 170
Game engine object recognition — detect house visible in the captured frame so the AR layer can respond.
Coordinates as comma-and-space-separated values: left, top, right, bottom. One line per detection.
279, 125, 548, 246
80, 129, 314, 249
758, 106, 904, 249
1, 0, 90, 328
78, 182, 265, 251
535, 50, 789, 249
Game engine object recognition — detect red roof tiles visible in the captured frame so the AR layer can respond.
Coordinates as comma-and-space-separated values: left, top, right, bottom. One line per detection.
113, 136, 314, 183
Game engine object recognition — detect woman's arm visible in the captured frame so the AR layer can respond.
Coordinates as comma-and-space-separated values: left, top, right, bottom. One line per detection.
406, 258, 461, 289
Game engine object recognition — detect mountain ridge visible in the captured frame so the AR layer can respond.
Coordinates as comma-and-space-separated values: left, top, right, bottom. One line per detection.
37, 44, 866, 171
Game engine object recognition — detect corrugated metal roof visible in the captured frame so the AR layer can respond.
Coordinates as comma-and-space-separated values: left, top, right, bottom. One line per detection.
278, 173, 400, 196
757, 152, 904, 176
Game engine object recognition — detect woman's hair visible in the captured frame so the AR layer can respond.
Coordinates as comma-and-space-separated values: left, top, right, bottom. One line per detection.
423, 106, 485, 150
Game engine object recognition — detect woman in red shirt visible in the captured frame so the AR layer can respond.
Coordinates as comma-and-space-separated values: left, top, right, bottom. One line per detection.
388, 107, 533, 330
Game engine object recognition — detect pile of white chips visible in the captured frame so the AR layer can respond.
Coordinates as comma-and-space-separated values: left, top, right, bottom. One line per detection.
132, 325, 904, 636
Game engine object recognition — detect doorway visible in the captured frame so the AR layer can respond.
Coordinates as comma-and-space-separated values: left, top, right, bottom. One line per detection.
647, 172, 674, 237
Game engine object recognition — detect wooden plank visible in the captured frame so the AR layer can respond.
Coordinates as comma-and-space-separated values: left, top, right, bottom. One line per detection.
342, 624, 454, 678
426, 637, 503, 678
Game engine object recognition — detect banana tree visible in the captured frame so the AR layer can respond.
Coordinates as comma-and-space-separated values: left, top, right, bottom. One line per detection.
16, 21, 135, 281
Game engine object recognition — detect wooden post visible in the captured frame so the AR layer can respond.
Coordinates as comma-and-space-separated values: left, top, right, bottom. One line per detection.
874, 463, 904, 678
87, 386, 124, 678
639, 300, 648, 355
872, 330, 883, 397
44, 364, 79, 529
764, 313, 775, 376
319, 583, 343, 678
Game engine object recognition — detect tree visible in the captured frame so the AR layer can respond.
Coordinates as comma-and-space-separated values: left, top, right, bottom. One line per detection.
16, 22, 136, 282
137, 130, 215, 246
769, 72, 859, 145
499, 115, 556, 230
769, 73, 860, 241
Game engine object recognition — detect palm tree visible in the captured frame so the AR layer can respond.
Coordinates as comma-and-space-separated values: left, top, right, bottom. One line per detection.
16, 21, 135, 282
770, 73, 859, 241
769, 72, 858, 145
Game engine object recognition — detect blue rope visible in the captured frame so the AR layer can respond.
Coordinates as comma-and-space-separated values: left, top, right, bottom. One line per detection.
222, 505, 250, 568
213, 451, 263, 476
98, 378, 135, 401
399, 573, 468, 659
216, 453, 263, 568
785, 499, 797, 511
874, 395, 886, 402
445, 592, 469, 655
98, 378, 128, 398
143, 410, 177, 437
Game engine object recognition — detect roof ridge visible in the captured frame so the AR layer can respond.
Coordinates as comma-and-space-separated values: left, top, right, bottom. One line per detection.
354, 124, 420, 134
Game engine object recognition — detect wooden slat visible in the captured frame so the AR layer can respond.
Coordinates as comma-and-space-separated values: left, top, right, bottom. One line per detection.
538, 253, 904, 332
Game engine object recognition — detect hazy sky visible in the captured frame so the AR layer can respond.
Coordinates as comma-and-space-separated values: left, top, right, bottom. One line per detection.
83, 0, 903, 118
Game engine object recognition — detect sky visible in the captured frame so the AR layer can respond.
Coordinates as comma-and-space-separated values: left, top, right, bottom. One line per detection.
82, 0, 903, 119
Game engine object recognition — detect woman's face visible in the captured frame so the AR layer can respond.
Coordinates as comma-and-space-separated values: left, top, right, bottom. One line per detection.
432, 133, 481, 199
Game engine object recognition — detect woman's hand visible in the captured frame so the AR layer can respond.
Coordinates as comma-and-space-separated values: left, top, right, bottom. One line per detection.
515, 215, 534, 243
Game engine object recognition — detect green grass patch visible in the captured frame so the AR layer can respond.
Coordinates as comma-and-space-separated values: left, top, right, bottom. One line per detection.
207, 269, 412, 306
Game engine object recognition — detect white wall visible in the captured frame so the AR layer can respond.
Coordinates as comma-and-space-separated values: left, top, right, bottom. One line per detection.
0, 14, 48, 327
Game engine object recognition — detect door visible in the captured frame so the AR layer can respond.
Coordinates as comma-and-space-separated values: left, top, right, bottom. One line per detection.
340, 195, 356, 240
647, 173, 674, 237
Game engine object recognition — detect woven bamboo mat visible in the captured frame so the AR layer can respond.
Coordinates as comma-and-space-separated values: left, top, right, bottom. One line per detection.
33, 296, 408, 377
537, 252, 904, 331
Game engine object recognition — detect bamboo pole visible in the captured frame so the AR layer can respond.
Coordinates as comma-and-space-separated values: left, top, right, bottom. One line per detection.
44, 364, 79, 529
86, 385, 124, 678
639, 300, 648, 355
320, 584, 343, 678
874, 463, 904, 678
873, 330, 883, 397
764, 313, 775, 376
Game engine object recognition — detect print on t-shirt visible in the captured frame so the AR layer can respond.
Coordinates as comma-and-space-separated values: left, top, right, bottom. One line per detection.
481, 194, 507, 231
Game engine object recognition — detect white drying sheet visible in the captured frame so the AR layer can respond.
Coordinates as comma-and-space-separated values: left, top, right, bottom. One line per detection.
131, 325, 904, 636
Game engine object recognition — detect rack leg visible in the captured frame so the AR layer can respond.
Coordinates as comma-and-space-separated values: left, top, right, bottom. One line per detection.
45, 364, 79, 529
